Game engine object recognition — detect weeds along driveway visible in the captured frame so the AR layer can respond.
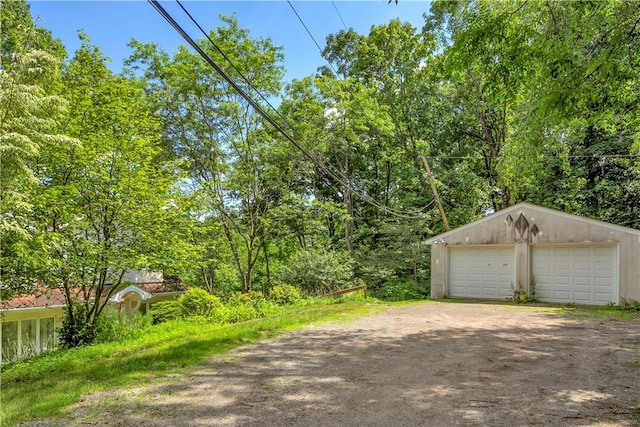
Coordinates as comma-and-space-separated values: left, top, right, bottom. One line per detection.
45, 302, 640, 426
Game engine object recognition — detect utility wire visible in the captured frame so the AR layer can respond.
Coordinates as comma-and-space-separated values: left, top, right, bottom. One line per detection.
287, 0, 340, 77
331, 0, 349, 31
148, 0, 428, 219
176, 0, 428, 220
175, 0, 281, 118
423, 154, 640, 160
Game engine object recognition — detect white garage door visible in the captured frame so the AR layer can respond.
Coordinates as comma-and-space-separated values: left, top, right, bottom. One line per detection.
448, 247, 515, 299
532, 245, 617, 305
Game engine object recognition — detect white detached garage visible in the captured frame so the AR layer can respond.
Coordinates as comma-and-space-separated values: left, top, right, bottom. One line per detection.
427, 203, 640, 305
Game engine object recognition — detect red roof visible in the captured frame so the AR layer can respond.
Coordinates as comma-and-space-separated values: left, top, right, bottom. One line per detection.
1, 288, 68, 310
1, 277, 187, 310
138, 276, 188, 294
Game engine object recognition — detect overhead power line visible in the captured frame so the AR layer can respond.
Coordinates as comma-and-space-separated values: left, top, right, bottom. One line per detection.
286, 0, 340, 77
148, 0, 430, 220
423, 154, 640, 160
331, 0, 349, 31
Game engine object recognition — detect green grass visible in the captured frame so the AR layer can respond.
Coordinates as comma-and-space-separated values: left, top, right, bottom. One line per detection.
552, 304, 639, 320
0, 300, 381, 427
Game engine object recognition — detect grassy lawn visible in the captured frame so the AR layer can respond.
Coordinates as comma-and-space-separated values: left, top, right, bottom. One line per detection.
0, 300, 382, 427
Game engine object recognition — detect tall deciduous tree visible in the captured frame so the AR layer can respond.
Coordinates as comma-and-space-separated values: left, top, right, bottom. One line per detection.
0, 0, 74, 297
128, 15, 285, 293
30, 35, 182, 347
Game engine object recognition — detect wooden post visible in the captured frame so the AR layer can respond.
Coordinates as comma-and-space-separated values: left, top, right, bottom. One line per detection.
420, 154, 450, 231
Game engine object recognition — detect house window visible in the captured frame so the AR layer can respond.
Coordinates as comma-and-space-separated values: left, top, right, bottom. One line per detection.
21, 319, 37, 359
40, 317, 55, 352
1, 317, 58, 363
1, 321, 19, 363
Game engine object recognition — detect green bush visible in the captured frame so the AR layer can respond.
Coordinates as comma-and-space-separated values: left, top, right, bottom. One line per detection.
227, 290, 265, 307
372, 278, 428, 301
179, 288, 223, 318
224, 291, 277, 323
269, 284, 302, 305
224, 303, 258, 323
60, 303, 97, 348
95, 307, 152, 343
278, 248, 354, 296
149, 300, 183, 324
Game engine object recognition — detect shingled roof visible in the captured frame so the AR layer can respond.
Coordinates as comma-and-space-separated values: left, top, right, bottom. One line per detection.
1, 276, 188, 311
137, 276, 188, 294
1, 288, 68, 310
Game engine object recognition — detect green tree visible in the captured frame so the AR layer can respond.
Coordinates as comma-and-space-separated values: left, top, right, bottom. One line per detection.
0, 0, 74, 297
128, 15, 285, 293
31, 35, 182, 347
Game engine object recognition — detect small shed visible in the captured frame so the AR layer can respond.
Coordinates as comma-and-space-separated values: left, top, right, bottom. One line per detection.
426, 202, 640, 305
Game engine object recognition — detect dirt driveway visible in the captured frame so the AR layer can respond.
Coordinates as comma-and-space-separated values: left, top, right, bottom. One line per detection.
52, 302, 640, 426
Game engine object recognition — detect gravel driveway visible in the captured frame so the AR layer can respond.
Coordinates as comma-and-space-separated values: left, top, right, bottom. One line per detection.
49, 302, 640, 426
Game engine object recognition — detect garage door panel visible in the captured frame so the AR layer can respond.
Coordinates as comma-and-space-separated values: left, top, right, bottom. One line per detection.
595, 247, 613, 256
595, 278, 613, 287
595, 292, 613, 303
574, 261, 590, 271
533, 245, 617, 305
448, 247, 514, 300
574, 276, 590, 287
595, 261, 613, 271
574, 247, 591, 256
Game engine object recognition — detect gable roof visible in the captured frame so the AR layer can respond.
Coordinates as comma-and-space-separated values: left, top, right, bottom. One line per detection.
138, 276, 188, 294
425, 202, 640, 244
2, 276, 188, 311
109, 285, 153, 303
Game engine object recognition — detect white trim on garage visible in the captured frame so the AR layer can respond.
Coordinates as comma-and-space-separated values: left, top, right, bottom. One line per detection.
448, 246, 515, 300
532, 244, 618, 305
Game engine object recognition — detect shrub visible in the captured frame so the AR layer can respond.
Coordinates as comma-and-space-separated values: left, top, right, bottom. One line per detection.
228, 290, 265, 308
278, 248, 354, 296
372, 278, 428, 301
224, 303, 258, 323
94, 307, 152, 343
224, 291, 277, 323
269, 284, 302, 305
178, 288, 223, 318
149, 300, 183, 324
60, 303, 97, 348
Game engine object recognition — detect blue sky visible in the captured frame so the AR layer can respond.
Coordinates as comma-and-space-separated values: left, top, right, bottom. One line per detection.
28, 1, 432, 82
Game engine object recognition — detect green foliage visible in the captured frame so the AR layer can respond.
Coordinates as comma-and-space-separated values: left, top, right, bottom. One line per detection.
269, 284, 302, 305
0, 2, 76, 300
225, 291, 277, 322
148, 300, 183, 325
127, 15, 286, 294
94, 307, 152, 344
372, 277, 428, 302
24, 35, 185, 347
227, 290, 265, 306
278, 248, 354, 296
621, 299, 640, 312
178, 288, 224, 319
59, 303, 97, 349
